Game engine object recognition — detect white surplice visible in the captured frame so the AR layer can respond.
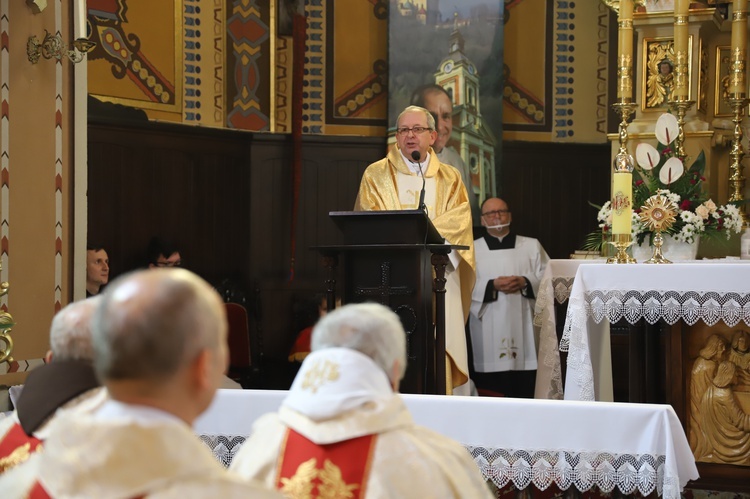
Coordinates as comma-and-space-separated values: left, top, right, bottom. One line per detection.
470, 234, 548, 372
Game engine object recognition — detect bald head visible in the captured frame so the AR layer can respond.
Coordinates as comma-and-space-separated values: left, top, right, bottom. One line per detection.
92, 268, 227, 383
48, 296, 101, 362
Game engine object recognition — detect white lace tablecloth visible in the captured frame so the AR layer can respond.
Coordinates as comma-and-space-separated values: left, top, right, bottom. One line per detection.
195, 389, 698, 498
561, 262, 750, 401
534, 259, 606, 400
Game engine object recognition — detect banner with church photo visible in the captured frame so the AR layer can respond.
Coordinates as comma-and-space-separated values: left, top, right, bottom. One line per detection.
388, 0, 504, 205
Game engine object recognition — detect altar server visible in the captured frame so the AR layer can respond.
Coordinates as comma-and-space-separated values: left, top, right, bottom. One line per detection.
229, 302, 492, 498
0, 268, 280, 498
469, 197, 548, 398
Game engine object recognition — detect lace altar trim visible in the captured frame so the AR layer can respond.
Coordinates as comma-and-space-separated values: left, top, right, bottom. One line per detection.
560, 289, 750, 401
198, 434, 680, 499
468, 447, 681, 499
581, 290, 750, 331
533, 275, 564, 399
562, 289, 750, 352
552, 277, 576, 304
199, 434, 246, 468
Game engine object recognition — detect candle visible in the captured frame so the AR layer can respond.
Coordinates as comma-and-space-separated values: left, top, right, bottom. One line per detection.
673, 0, 690, 98
617, 0, 634, 100
612, 172, 633, 236
729, 0, 748, 94
76, 0, 87, 39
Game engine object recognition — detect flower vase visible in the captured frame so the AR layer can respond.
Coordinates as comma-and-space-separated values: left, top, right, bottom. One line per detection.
632, 235, 700, 262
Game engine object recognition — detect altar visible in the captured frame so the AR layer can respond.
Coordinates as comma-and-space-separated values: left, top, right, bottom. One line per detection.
534, 258, 607, 400
195, 389, 699, 498
556, 262, 750, 402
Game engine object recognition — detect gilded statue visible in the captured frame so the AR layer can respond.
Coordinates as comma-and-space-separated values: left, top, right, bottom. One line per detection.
699, 361, 750, 465
0, 260, 12, 364
689, 334, 726, 459
645, 43, 676, 109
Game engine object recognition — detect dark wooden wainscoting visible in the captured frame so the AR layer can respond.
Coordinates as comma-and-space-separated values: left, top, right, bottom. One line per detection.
501, 141, 611, 259
88, 119, 385, 386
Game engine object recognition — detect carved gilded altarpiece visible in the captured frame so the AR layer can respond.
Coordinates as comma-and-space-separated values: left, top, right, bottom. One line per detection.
642, 36, 693, 112
715, 45, 734, 118
685, 324, 750, 467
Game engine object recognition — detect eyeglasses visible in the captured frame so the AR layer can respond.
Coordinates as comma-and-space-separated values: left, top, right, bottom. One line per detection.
396, 126, 431, 136
481, 209, 510, 217
155, 260, 182, 268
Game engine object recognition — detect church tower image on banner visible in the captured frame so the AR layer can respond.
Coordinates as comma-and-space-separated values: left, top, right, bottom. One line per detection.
434, 26, 497, 203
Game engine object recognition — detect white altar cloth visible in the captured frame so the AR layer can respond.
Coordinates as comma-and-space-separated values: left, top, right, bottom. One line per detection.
195, 389, 699, 498
534, 259, 610, 400
561, 262, 750, 401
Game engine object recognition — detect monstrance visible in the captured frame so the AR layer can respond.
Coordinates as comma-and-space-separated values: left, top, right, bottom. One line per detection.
639, 194, 678, 264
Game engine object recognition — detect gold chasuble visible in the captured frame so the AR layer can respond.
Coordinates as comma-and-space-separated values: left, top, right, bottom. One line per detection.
354, 147, 476, 389
276, 429, 377, 498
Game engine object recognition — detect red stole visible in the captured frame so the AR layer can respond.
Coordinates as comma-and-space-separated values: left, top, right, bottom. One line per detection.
28, 482, 51, 499
0, 422, 43, 473
276, 429, 377, 498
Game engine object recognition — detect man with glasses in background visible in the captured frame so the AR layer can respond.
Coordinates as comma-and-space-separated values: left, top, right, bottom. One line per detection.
147, 236, 182, 268
469, 197, 548, 398
355, 105, 475, 395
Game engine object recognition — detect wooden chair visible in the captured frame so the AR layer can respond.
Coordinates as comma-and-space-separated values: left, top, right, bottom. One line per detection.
225, 302, 255, 387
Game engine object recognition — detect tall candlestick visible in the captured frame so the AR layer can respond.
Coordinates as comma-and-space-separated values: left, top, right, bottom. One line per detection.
729, 0, 748, 95
617, 0, 634, 100
75, 0, 87, 39
673, 0, 690, 99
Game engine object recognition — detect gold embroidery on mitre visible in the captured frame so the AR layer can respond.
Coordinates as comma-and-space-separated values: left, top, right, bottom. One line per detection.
301, 359, 340, 393
318, 459, 359, 499
0, 442, 34, 472
280, 457, 318, 498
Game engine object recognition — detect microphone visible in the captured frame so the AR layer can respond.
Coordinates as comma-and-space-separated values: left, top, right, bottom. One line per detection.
410, 150, 427, 212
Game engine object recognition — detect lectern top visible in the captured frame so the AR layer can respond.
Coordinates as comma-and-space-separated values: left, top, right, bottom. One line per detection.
330, 210, 445, 246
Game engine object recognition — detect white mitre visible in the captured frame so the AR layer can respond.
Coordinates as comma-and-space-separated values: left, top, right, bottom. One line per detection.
282, 347, 394, 421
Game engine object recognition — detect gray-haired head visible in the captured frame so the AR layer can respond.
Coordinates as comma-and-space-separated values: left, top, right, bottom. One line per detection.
92, 268, 226, 383
48, 296, 101, 362
311, 302, 407, 384
397, 105, 436, 131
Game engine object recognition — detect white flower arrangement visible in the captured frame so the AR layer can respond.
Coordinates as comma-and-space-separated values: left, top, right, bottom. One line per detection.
588, 113, 743, 248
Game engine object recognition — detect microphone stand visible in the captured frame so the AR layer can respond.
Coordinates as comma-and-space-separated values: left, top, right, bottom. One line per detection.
418, 164, 426, 212
410, 152, 427, 213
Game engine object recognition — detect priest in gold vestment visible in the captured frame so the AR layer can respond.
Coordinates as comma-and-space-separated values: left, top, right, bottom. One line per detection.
0, 269, 280, 498
354, 105, 476, 393
229, 303, 492, 498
